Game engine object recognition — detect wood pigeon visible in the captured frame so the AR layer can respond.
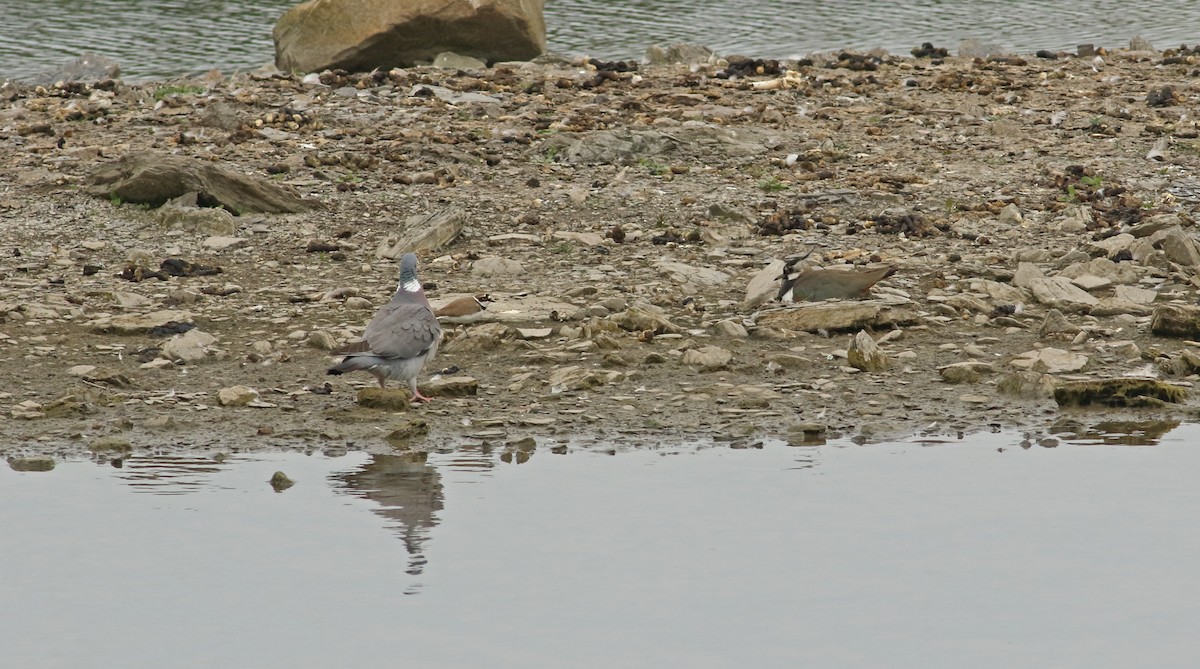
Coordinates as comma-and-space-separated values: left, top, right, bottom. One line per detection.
327, 253, 442, 402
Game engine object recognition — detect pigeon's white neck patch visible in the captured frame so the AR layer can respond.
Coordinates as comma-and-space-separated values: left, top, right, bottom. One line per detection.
402, 278, 421, 293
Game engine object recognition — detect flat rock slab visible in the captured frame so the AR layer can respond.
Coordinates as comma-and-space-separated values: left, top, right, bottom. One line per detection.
551, 231, 605, 247
422, 375, 479, 397
1010, 347, 1089, 374
87, 152, 313, 213
1026, 276, 1099, 311
88, 309, 194, 335
742, 259, 786, 310
756, 300, 919, 333
657, 260, 730, 287
439, 294, 576, 325
375, 209, 464, 259
1115, 285, 1157, 305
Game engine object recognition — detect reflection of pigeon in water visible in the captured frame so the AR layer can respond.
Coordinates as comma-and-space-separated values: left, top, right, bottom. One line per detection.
327, 253, 442, 402
776, 254, 896, 302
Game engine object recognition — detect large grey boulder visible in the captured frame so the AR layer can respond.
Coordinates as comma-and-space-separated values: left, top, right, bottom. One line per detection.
273, 0, 546, 73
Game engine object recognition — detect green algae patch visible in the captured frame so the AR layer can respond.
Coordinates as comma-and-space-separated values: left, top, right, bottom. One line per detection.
355, 388, 411, 411
1054, 378, 1188, 408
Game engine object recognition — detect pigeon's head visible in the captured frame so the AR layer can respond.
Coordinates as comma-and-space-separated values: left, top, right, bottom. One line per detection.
400, 253, 422, 293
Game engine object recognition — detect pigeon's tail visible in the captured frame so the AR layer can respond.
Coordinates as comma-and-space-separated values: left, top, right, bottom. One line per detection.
327, 354, 384, 376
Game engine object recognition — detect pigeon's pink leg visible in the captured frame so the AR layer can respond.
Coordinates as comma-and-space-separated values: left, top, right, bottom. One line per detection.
411, 389, 434, 403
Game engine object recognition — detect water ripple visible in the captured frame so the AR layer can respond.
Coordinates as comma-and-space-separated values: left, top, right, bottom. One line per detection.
2, 0, 1200, 81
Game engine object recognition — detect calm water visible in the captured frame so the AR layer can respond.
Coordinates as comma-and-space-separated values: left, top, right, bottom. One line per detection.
3, 427, 1199, 668
2, 0, 1200, 81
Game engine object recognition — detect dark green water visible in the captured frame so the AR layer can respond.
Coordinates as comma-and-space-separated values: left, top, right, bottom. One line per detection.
3, 428, 1199, 667
2, 0, 1200, 81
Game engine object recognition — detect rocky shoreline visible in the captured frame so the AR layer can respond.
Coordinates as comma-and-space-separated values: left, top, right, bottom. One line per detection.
3, 44, 1200, 459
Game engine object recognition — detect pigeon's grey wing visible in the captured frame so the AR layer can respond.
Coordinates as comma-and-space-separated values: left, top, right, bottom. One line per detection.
363, 302, 441, 359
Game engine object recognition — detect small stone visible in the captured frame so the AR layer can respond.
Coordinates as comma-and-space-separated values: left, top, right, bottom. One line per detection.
89, 437, 132, 453
11, 400, 45, 419
546, 366, 624, 392
1070, 274, 1112, 292
552, 231, 606, 247
357, 388, 412, 410
218, 385, 259, 407
269, 471, 295, 492
1039, 309, 1082, 338
306, 330, 339, 350
8, 456, 55, 472
765, 353, 811, 369
681, 345, 733, 370
111, 291, 153, 308
1158, 229, 1200, 267
847, 330, 888, 372
598, 297, 628, 312
385, 417, 429, 442
715, 320, 749, 338
505, 436, 538, 451
997, 203, 1023, 225
156, 204, 237, 235
939, 361, 995, 384
68, 364, 97, 377
998, 371, 1058, 399
201, 236, 248, 251
1011, 262, 1044, 289
610, 306, 679, 333
786, 423, 828, 445
161, 328, 218, 363
83, 368, 135, 388
251, 340, 274, 354
472, 257, 524, 276
657, 260, 730, 287
1010, 347, 1089, 374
